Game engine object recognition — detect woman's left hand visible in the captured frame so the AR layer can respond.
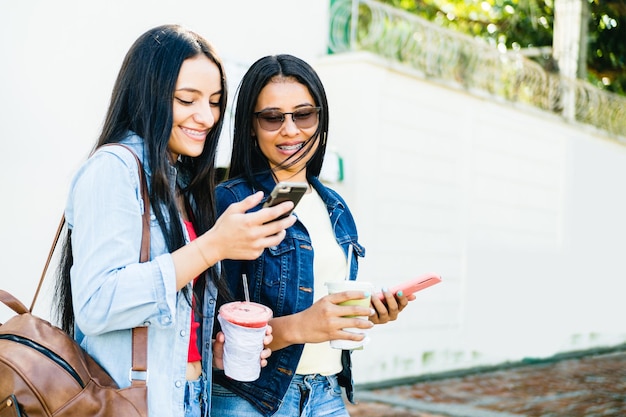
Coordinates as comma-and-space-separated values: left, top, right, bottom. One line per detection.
212, 333, 225, 370
260, 325, 273, 368
369, 289, 415, 324
211, 326, 273, 370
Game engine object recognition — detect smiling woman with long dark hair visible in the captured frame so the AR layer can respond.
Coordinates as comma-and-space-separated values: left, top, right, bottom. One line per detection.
53, 25, 296, 417
211, 54, 415, 417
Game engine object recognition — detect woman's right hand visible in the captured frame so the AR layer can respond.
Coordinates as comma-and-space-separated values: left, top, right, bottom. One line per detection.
208, 191, 296, 261
268, 291, 374, 350
171, 191, 296, 290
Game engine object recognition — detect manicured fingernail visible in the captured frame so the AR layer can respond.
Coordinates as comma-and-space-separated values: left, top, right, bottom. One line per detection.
381, 287, 388, 293
370, 309, 376, 316
364, 291, 371, 297
397, 290, 403, 297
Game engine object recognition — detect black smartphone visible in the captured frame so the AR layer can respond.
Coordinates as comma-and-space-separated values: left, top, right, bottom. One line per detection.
262, 182, 308, 221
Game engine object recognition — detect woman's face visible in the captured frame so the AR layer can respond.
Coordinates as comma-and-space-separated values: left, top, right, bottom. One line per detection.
168, 55, 222, 161
253, 78, 319, 182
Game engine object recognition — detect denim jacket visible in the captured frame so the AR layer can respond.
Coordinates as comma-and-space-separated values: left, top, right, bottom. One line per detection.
65, 133, 217, 417
212, 172, 365, 417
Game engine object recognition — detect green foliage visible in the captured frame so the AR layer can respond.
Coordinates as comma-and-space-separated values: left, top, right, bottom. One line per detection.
379, 0, 625, 96
587, 0, 625, 95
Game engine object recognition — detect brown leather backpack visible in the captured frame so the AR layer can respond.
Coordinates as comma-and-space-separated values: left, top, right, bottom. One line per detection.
0, 145, 149, 417
0, 291, 147, 417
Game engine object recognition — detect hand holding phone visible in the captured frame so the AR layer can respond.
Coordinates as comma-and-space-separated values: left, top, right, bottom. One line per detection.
375, 272, 442, 301
262, 182, 308, 221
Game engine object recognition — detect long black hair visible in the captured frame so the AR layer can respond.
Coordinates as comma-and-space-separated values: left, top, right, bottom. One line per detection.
55, 24, 229, 335
227, 54, 330, 190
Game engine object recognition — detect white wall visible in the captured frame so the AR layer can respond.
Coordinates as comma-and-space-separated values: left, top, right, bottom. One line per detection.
315, 53, 626, 383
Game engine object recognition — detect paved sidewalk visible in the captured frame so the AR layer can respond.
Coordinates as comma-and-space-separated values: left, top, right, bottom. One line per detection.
345, 345, 626, 417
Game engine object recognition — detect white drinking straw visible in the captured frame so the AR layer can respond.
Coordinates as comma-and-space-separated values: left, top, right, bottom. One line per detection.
345, 244, 353, 280
242, 274, 250, 302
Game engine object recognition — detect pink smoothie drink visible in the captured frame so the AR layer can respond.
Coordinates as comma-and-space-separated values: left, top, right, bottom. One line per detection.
219, 301, 272, 328
218, 301, 273, 381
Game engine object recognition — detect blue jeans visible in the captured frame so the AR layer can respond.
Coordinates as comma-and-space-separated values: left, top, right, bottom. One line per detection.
211, 374, 350, 417
185, 374, 208, 417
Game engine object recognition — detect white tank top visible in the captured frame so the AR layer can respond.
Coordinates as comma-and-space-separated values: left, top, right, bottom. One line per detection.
294, 187, 346, 375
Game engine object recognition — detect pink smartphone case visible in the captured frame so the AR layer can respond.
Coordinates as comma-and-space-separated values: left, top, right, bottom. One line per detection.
376, 272, 442, 300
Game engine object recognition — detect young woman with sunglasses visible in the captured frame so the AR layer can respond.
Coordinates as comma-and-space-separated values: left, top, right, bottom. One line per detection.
54, 26, 297, 417
211, 54, 413, 417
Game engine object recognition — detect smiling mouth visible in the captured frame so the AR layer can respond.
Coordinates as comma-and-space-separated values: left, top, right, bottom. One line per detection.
181, 127, 207, 139
278, 143, 304, 151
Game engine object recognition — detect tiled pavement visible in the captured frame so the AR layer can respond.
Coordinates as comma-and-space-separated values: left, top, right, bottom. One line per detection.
345, 345, 626, 417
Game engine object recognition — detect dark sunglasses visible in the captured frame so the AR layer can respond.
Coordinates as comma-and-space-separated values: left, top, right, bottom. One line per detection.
253, 106, 321, 131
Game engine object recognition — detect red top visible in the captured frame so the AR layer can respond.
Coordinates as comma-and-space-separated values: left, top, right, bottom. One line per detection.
183, 220, 202, 363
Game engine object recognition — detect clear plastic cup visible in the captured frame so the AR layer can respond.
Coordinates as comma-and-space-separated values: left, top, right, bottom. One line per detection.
218, 301, 273, 381
325, 281, 373, 350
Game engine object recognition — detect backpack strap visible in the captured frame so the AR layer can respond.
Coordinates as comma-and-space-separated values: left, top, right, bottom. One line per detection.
31, 143, 151, 387
29, 216, 65, 312
115, 144, 151, 387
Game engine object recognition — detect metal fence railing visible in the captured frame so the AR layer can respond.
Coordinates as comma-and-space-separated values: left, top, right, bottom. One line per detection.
329, 0, 626, 140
